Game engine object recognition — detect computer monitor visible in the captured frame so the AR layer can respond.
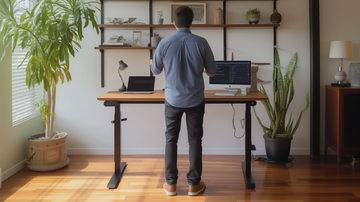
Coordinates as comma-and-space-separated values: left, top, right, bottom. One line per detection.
209, 60, 251, 96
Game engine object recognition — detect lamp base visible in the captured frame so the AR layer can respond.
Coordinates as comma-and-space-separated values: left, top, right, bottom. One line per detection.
118, 83, 127, 92
331, 82, 350, 87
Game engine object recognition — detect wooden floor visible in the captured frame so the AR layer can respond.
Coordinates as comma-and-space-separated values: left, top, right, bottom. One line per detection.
1, 155, 359, 202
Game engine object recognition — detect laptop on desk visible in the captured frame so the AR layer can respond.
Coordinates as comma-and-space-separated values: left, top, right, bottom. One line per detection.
122, 76, 155, 94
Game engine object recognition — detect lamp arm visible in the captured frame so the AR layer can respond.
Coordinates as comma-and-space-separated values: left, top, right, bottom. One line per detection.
118, 68, 125, 84
118, 68, 127, 92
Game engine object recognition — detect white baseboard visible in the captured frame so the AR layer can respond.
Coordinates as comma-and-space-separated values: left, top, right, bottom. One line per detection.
68, 148, 309, 155
2, 160, 26, 183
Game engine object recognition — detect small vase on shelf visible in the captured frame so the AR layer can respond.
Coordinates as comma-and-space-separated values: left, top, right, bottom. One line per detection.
214, 7, 223, 24
158, 18, 164, 25
270, 9, 282, 24
157, 10, 164, 25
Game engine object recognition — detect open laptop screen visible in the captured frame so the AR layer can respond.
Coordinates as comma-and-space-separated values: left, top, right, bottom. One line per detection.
127, 76, 155, 92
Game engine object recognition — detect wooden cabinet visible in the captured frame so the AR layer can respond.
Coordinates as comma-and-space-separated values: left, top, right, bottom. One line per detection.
325, 85, 360, 166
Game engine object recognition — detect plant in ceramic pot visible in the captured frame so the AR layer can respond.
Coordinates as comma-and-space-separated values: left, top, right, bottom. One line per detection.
0, 0, 99, 170
245, 8, 261, 24
157, 10, 164, 25
253, 49, 309, 162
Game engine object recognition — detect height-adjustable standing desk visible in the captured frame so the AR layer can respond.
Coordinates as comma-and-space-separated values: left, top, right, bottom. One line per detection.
97, 90, 267, 189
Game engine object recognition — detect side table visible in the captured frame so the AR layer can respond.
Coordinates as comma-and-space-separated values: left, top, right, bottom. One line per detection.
325, 85, 360, 166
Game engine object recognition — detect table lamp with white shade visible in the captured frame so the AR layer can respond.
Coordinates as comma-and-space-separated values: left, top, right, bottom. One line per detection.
329, 40, 354, 86
118, 60, 128, 92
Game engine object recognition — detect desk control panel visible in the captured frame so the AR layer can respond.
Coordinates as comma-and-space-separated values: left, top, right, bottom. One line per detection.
104, 101, 118, 107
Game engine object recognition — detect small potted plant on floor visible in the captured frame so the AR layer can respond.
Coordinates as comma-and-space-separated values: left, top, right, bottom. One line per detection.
245, 8, 261, 24
157, 10, 164, 24
0, 0, 100, 171
252, 49, 309, 162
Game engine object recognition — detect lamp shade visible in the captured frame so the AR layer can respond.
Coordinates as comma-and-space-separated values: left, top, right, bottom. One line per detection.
329, 41, 354, 59
119, 60, 128, 71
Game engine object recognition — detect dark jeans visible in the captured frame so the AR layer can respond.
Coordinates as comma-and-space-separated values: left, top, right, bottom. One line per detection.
164, 100, 205, 186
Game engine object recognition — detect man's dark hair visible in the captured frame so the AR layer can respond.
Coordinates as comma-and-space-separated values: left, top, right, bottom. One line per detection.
173, 6, 194, 28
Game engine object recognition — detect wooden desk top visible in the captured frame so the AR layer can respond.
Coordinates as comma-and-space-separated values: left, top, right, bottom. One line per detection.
97, 90, 267, 102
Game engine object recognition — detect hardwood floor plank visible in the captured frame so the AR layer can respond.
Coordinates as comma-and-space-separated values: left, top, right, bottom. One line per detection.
0, 155, 359, 202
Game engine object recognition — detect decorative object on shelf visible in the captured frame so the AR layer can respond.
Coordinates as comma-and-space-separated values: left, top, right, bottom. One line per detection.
0, 0, 100, 170
106, 17, 116, 24
118, 60, 129, 92
349, 63, 360, 86
133, 31, 142, 47
329, 40, 354, 86
106, 17, 137, 24
253, 49, 310, 163
270, 9, 282, 24
151, 33, 161, 47
103, 35, 126, 45
245, 8, 261, 24
214, 7, 223, 24
157, 10, 164, 25
170, 3, 206, 24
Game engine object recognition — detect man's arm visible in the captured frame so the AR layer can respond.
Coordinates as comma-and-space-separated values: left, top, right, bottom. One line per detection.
204, 71, 216, 77
203, 40, 217, 77
151, 44, 164, 75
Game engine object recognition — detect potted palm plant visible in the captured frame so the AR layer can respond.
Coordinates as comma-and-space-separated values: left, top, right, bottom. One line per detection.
0, 0, 99, 171
253, 49, 309, 162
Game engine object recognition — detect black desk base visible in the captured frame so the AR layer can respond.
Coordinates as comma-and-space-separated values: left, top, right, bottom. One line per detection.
104, 100, 257, 189
107, 162, 127, 189
241, 162, 256, 189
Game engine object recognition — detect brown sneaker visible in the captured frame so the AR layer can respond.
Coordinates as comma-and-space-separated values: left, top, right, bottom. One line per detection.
163, 182, 176, 196
188, 181, 206, 196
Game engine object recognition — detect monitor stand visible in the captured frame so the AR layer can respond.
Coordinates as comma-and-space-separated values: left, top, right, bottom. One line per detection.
215, 88, 249, 96
237, 88, 248, 96
215, 88, 238, 96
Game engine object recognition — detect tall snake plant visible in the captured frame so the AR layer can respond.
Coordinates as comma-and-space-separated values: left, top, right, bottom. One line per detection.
253, 49, 309, 139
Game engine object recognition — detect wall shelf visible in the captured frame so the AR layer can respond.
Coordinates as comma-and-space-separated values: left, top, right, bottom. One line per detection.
102, 0, 276, 1
97, 0, 278, 87
95, 46, 156, 50
98, 24, 280, 28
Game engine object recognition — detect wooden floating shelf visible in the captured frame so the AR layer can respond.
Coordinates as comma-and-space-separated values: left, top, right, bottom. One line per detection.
103, 0, 276, 1
98, 24, 280, 28
95, 46, 157, 50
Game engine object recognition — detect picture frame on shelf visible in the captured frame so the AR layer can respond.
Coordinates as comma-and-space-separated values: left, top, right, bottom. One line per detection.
133, 31, 142, 47
170, 3, 206, 24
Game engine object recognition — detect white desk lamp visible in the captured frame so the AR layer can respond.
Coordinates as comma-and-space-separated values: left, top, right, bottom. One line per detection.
118, 60, 128, 92
329, 40, 354, 86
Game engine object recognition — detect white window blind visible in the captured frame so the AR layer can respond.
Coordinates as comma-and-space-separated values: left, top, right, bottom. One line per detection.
12, 0, 40, 126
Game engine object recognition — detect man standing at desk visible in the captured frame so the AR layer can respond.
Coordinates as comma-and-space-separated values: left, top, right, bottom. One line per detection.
151, 6, 217, 196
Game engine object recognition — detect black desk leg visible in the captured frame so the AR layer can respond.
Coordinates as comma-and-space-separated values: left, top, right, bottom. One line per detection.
241, 102, 256, 189
107, 102, 127, 189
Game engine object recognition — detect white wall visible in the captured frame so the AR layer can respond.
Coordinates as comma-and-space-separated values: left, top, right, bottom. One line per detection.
55, 0, 311, 155
0, 42, 44, 181
319, 0, 360, 153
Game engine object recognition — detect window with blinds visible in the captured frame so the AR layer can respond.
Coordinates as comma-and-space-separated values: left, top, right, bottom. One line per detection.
12, 0, 40, 126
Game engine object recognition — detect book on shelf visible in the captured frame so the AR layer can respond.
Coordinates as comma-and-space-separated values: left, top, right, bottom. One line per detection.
100, 43, 131, 47
103, 42, 124, 45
